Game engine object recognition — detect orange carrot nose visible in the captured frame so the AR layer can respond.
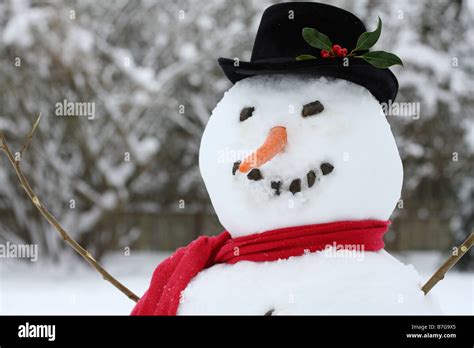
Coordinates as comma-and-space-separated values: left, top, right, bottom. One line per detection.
239, 126, 287, 173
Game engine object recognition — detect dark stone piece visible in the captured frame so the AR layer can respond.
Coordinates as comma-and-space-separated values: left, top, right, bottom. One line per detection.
264, 308, 275, 316
302, 100, 324, 117
307, 170, 316, 187
240, 107, 255, 122
271, 181, 282, 195
289, 178, 301, 194
320, 162, 334, 175
232, 160, 241, 175
247, 168, 263, 181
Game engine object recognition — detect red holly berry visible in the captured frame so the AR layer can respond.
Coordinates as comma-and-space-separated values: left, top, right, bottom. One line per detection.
336, 48, 348, 57
320, 50, 330, 58
332, 44, 341, 54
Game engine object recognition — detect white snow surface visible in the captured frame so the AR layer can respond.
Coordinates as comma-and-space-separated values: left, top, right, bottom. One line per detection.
199, 75, 403, 237
178, 249, 440, 315
0, 251, 471, 315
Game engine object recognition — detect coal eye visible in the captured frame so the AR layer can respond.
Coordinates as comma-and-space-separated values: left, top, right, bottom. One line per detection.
302, 100, 324, 117
240, 107, 255, 122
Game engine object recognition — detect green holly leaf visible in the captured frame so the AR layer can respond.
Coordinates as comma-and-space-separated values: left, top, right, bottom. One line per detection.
358, 51, 404, 68
302, 27, 332, 51
296, 54, 318, 61
354, 17, 382, 52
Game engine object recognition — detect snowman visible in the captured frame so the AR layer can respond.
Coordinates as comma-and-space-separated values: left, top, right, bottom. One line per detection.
133, 2, 440, 315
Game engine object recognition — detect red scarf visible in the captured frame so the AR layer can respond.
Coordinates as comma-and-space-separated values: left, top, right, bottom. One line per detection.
131, 220, 389, 315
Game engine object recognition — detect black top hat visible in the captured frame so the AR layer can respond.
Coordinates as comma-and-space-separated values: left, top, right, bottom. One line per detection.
218, 2, 398, 104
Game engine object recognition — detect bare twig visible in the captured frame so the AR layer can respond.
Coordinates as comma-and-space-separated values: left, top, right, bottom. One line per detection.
0, 114, 139, 303
422, 232, 473, 295
20, 112, 42, 158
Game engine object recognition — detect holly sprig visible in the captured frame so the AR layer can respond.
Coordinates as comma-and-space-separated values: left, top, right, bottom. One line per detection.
296, 17, 403, 68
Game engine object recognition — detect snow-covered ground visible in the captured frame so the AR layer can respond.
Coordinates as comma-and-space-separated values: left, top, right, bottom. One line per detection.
0, 251, 472, 315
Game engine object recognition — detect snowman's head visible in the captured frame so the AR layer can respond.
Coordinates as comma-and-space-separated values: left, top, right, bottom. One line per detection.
199, 75, 403, 237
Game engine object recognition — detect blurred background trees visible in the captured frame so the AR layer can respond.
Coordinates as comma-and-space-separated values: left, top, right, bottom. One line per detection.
0, 0, 472, 266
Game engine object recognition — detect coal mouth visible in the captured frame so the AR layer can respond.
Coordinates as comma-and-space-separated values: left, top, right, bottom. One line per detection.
232, 161, 334, 196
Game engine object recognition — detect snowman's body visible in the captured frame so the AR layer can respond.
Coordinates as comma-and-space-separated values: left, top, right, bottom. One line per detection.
182, 75, 440, 314
179, 249, 440, 314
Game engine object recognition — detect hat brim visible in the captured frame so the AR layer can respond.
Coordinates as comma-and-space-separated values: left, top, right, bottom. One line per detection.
218, 57, 398, 104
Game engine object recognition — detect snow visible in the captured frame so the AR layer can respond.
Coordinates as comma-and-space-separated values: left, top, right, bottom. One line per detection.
200, 75, 403, 237
2, 0, 51, 47
0, 251, 471, 315
61, 27, 94, 64
98, 158, 135, 188
0, 252, 166, 315
127, 135, 160, 165
393, 251, 474, 315
109, 47, 159, 91
178, 42, 198, 60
